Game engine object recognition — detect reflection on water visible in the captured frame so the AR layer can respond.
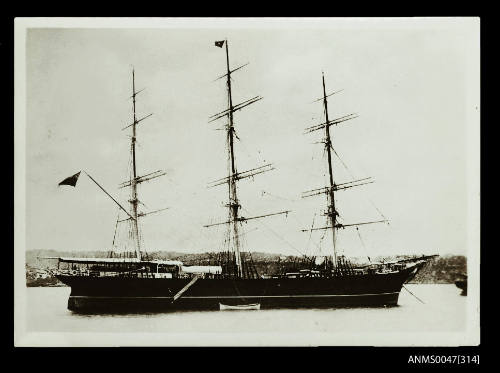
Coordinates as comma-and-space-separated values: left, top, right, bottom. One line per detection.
26, 284, 466, 333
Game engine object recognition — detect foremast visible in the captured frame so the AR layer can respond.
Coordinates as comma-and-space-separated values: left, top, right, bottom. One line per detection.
205, 40, 290, 278
302, 73, 386, 267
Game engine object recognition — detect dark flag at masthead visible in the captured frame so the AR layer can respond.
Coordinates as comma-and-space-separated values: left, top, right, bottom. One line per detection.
215, 40, 225, 48
58, 171, 81, 187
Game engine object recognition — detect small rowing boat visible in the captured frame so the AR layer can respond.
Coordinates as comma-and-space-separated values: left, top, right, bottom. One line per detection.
219, 303, 261, 311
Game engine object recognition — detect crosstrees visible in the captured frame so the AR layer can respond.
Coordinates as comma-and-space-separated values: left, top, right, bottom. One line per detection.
208, 164, 275, 188
117, 207, 170, 223
128, 87, 145, 99
301, 220, 388, 232
303, 113, 358, 134
209, 96, 263, 123
302, 177, 374, 198
118, 170, 167, 189
122, 113, 153, 131
311, 89, 344, 103
203, 210, 291, 228
213, 62, 249, 81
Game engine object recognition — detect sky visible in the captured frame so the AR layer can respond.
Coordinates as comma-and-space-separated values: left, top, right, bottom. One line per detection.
21, 18, 480, 258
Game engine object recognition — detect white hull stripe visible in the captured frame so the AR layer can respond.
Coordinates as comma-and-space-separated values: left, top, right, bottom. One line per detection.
70, 292, 399, 299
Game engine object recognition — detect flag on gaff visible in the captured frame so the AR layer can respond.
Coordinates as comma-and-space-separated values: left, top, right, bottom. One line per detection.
215, 40, 225, 48
58, 171, 81, 187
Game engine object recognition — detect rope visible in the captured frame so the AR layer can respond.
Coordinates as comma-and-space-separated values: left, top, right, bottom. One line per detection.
306, 213, 316, 255
402, 285, 425, 304
331, 144, 388, 223
241, 206, 306, 258
261, 190, 299, 202
356, 227, 371, 263
331, 145, 354, 178
110, 210, 121, 256
369, 199, 389, 223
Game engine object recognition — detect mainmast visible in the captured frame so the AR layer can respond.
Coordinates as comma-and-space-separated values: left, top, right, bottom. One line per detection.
302, 73, 386, 267
321, 73, 338, 264
224, 40, 243, 274
206, 40, 290, 278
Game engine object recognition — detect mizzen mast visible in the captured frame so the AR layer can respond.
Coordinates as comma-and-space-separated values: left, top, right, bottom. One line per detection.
206, 40, 290, 278
302, 73, 386, 266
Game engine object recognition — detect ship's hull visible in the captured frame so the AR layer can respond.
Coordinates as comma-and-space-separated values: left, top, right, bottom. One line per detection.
57, 266, 420, 312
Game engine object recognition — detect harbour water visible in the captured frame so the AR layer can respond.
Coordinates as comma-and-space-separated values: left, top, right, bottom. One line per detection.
25, 284, 466, 334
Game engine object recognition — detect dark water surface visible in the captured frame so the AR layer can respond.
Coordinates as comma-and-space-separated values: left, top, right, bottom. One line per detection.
26, 284, 466, 334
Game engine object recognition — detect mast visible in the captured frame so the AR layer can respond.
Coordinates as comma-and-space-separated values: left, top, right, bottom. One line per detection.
302, 73, 386, 267
321, 73, 338, 264
61, 70, 167, 261
207, 40, 290, 278
130, 69, 141, 260
122, 69, 164, 260
224, 40, 243, 275
115, 70, 165, 260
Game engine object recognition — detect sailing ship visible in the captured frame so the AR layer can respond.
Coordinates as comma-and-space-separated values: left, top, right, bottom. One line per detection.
54, 40, 436, 312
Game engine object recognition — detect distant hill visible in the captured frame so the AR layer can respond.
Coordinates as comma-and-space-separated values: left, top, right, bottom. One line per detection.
409, 254, 467, 284
25, 250, 466, 285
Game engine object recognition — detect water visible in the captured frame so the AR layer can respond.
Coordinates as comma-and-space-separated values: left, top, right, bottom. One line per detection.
25, 284, 466, 334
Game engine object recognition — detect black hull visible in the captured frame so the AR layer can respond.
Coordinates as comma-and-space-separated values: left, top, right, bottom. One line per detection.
67, 292, 400, 312
57, 266, 420, 312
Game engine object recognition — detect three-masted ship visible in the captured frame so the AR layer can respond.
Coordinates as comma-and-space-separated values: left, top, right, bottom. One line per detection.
54, 40, 435, 312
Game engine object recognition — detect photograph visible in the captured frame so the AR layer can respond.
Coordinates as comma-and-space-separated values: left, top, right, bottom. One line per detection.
14, 17, 480, 347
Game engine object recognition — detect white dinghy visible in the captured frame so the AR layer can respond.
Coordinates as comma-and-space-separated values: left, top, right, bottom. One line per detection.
219, 303, 260, 311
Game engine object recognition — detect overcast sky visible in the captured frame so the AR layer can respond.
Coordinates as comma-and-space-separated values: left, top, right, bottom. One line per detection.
22, 18, 479, 258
